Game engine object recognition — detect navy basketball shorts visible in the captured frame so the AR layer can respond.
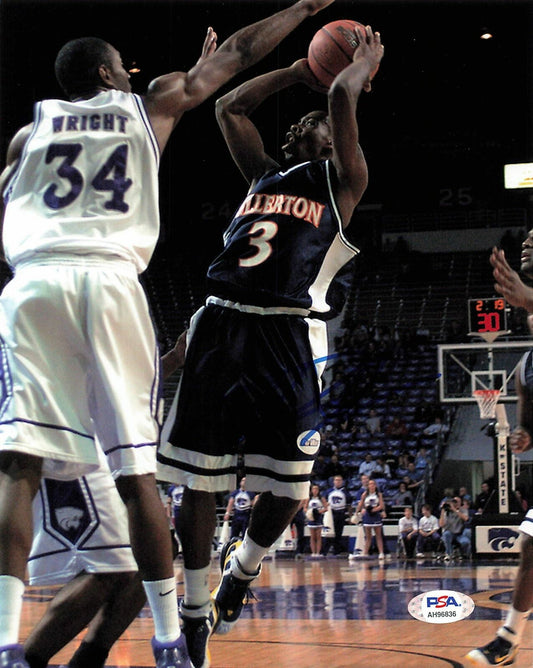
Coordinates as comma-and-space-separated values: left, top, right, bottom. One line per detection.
158, 302, 327, 499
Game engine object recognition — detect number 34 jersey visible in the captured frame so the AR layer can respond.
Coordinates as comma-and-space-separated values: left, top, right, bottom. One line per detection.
2, 90, 160, 272
207, 159, 360, 317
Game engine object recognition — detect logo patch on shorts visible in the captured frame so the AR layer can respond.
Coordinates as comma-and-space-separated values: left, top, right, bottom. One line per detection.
297, 430, 321, 455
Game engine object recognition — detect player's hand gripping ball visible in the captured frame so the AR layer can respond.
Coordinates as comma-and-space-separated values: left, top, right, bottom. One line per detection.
308, 19, 377, 88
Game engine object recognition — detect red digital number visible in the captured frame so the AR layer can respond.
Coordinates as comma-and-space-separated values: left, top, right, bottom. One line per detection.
477, 312, 501, 332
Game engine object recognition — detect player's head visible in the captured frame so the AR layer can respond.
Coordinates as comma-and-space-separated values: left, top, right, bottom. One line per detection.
520, 228, 533, 277
281, 110, 331, 163
55, 37, 131, 99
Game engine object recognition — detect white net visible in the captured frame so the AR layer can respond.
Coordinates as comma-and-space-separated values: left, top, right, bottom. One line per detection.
473, 389, 501, 419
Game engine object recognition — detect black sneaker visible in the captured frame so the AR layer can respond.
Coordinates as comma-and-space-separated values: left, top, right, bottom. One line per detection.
180, 603, 219, 668
465, 633, 518, 666
211, 537, 259, 635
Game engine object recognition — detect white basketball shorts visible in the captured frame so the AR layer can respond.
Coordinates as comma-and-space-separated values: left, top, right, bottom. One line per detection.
29, 447, 137, 585
0, 258, 161, 479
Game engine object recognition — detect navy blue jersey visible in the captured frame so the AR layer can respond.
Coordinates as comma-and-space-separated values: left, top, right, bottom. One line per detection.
207, 159, 359, 316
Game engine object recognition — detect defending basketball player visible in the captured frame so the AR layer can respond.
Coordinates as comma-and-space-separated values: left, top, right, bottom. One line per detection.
465, 243, 533, 666
157, 24, 383, 668
0, 2, 336, 667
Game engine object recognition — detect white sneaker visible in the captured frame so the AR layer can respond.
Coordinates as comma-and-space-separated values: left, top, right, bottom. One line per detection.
416, 552, 425, 558
378, 553, 385, 559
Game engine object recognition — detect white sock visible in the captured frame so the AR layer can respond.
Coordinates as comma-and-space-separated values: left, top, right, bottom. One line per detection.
499, 605, 530, 643
0, 575, 24, 645
234, 533, 267, 577
142, 577, 180, 643
183, 566, 211, 608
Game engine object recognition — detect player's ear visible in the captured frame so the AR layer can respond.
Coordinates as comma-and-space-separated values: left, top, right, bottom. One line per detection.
98, 63, 112, 86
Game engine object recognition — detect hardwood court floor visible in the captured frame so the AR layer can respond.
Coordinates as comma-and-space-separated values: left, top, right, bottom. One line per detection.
20, 555, 533, 667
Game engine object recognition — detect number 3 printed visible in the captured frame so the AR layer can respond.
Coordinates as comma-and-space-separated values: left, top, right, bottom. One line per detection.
239, 221, 278, 268
43, 142, 132, 212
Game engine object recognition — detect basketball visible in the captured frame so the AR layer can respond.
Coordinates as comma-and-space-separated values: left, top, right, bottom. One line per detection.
307, 19, 365, 88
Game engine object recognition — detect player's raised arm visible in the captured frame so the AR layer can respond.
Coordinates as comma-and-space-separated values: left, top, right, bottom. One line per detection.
328, 25, 384, 225
144, 0, 335, 152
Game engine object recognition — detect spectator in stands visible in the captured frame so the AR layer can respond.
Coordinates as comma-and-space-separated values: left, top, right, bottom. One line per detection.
439, 496, 471, 560
311, 454, 328, 481
423, 416, 449, 437
416, 504, 440, 557
474, 480, 494, 514
414, 400, 437, 424
395, 453, 410, 478
365, 409, 382, 435
385, 416, 409, 439
405, 462, 424, 491
358, 453, 377, 477
414, 447, 429, 471
383, 446, 398, 476
372, 456, 391, 480
392, 481, 413, 507
324, 453, 347, 482
398, 506, 418, 558
459, 485, 472, 503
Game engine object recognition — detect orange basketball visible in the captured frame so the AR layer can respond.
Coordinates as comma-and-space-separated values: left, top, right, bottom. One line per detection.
307, 19, 365, 88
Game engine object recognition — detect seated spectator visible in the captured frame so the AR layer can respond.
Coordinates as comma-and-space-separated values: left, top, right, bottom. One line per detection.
439, 496, 471, 560
423, 416, 449, 437
358, 453, 377, 477
383, 446, 398, 476
385, 416, 409, 439
365, 409, 382, 435
474, 481, 493, 514
416, 504, 440, 557
392, 481, 413, 507
395, 453, 410, 478
414, 446, 429, 471
324, 453, 347, 481
311, 453, 328, 480
405, 462, 424, 491
372, 456, 391, 480
398, 506, 418, 558
514, 489, 529, 512
458, 485, 472, 503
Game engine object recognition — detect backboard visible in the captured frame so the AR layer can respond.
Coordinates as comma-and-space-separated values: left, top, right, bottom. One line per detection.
437, 340, 531, 404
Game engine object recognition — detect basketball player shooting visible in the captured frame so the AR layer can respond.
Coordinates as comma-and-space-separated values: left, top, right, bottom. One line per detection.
157, 23, 384, 668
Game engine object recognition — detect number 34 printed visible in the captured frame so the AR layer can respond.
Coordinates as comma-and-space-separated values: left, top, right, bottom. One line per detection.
43, 142, 132, 212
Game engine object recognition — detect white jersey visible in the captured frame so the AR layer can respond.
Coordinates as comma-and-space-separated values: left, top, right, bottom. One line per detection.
3, 90, 159, 272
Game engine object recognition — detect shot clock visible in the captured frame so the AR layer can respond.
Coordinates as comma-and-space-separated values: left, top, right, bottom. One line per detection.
468, 297, 509, 342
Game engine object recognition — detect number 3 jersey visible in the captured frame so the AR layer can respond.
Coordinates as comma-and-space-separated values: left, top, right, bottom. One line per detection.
2, 90, 159, 272
206, 159, 360, 317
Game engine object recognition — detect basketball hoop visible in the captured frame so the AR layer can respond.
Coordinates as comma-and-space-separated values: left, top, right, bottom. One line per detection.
473, 389, 501, 419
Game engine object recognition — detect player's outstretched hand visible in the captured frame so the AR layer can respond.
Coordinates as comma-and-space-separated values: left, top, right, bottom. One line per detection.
195, 26, 218, 65
490, 247, 533, 310
509, 426, 532, 454
352, 25, 384, 92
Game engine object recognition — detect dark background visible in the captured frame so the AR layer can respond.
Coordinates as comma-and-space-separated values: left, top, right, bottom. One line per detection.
1, 0, 532, 269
